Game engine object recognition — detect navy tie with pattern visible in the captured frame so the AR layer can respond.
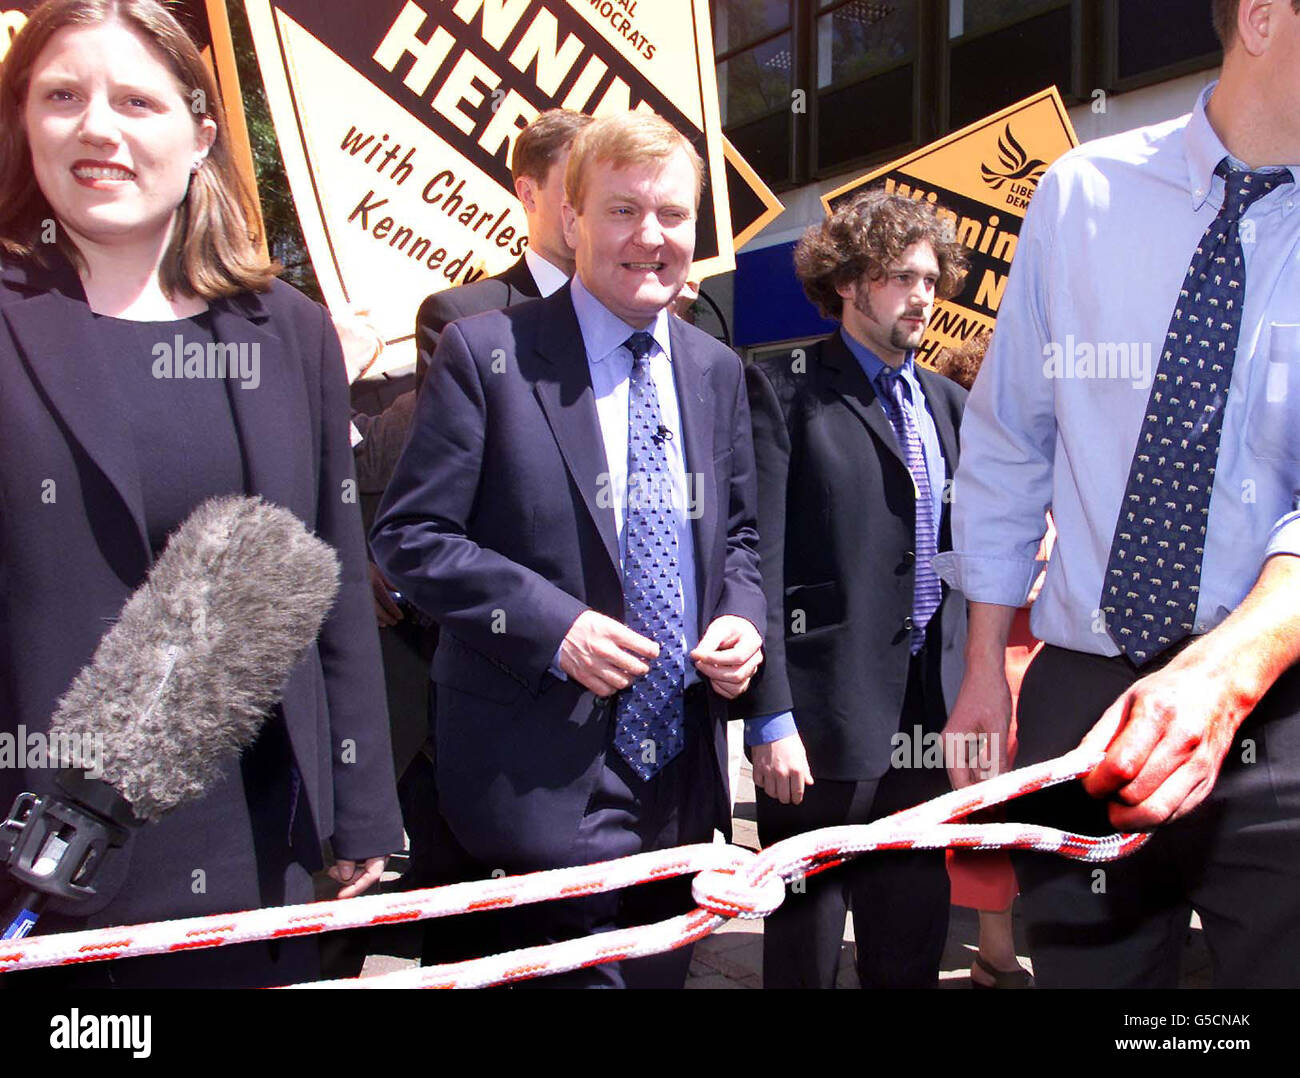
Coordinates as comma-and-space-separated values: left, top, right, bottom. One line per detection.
876, 365, 942, 653
615, 331, 686, 779
1101, 162, 1292, 665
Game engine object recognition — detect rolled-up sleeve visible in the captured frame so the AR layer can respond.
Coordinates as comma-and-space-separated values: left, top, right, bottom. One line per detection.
1264, 507, 1300, 562
934, 170, 1062, 607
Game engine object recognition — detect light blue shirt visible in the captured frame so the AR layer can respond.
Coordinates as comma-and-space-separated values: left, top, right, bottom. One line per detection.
935, 82, 1300, 655
551, 275, 700, 684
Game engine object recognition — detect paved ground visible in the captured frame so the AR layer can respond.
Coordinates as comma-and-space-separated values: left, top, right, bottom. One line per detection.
355, 756, 1210, 988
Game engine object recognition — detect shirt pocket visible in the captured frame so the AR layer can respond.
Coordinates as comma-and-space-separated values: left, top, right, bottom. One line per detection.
1244, 322, 1300, 463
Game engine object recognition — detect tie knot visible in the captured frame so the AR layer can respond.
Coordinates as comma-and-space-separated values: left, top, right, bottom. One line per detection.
1215, 160, 1293, 218
625, 331, 655, 364
875, 365, 907, 404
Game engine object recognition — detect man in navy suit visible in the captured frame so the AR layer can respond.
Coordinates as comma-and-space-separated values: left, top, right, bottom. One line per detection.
357, 114, 593, 968
371, 112, 766, 988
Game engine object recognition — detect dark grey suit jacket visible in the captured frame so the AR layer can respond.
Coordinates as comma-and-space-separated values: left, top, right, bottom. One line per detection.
371, 284, 766, 870
413, 257, 540, 391
735, 331, 968, 780
0, 254, 402, 927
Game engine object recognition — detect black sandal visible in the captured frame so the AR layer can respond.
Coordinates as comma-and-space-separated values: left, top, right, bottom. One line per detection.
971, 953, 1034, 989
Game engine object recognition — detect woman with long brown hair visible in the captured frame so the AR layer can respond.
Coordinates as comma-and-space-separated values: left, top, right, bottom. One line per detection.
0, 0, 401, 987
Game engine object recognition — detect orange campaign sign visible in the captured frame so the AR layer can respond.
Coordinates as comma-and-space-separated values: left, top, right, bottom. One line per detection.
822, 87, 1078, 368
242, 0, 753, 374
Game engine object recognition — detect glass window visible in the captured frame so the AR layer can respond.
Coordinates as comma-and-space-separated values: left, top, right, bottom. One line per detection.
728, 112, 792, 188
947, 0, 1062, 39
713, 0, 791, 54
717, 32, 794, 128
815, 0, 916, 90
948, 5, 1072, 129
817, 64, 914, 171
1115, 0, 1219, 81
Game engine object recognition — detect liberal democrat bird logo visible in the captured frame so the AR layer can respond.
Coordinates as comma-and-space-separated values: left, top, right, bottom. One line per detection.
980, 124, 1048, 191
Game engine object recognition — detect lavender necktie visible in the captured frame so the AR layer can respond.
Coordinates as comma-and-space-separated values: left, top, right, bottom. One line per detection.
877, 365, 942, 653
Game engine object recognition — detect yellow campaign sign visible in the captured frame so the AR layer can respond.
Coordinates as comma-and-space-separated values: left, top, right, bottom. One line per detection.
822, 87, 1078, 367
244, 0, 737, 374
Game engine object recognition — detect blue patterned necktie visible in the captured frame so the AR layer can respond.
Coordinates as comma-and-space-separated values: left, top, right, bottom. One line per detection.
615, 331, 686, 779
1102, 162, 1292, 665
876, 363, 942, 653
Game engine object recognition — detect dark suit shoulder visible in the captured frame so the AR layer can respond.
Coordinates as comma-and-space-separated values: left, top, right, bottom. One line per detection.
417, 276, 514, 330
750, 334, 836, 407
415, 256, 539, 332
672, 318, 745, 382
917, 363, 968, 418
251, 276, 328, 325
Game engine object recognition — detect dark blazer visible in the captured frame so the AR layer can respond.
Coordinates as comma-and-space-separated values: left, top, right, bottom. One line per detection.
736, 331, 968, 781
370, 284, 767, 871
413, 257, 539, 387
0, 254, 403, 927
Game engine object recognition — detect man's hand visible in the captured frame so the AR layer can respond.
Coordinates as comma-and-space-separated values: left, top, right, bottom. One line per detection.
942, 666, 1012, 789
752, 732, 814, 804
369, 563, 403, 628
691, 615, 763, 699
1079, 649, 1253, 829
560, 610, 658, 697
1080, 555, 1300, 830
329, 856, 387, 899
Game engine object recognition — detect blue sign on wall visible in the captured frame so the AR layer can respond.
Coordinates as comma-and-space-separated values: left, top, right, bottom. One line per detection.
733, 240, 837, 348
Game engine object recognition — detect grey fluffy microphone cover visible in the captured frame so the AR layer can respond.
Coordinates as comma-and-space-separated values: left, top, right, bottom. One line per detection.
46, 495, 341, 822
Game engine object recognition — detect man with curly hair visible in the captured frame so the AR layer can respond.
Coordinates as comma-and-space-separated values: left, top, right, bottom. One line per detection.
735, 189, 970, 987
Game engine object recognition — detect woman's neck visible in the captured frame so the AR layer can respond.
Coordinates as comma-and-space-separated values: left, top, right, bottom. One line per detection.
72, 227, 208, 320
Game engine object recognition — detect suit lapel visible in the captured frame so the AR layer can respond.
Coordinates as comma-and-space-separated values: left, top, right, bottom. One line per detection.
500, 256, 541, 306
916, 366, 960, 544
916, 366, 959, 479
531, 288, 621, 575
668, 316, 715, 624
819, 331, 907, 471
4, 284, 152, 557
208, 293, 313, 519
2, 256, 313, 560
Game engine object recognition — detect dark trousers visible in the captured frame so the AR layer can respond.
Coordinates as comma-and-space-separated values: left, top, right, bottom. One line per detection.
757, 643, 951, 989
1010, 644, 1300, 988
418, 684, 719, 988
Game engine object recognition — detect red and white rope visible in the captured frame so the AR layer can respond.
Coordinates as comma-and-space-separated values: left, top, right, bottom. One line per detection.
0, 746, 1147, 987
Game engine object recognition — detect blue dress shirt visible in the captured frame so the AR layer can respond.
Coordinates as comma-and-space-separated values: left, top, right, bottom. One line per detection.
935, 82, 1300, 655
551, 276, 700, 684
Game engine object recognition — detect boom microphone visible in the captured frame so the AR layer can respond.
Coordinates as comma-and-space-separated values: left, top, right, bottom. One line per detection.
1, 495, 342, 938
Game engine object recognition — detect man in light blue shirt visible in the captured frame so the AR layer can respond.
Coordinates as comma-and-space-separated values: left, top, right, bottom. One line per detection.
935, 0, 1300, 987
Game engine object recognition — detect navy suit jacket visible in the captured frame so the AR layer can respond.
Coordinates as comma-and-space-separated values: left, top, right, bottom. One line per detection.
413, 256, 540, 389
370, 284, 766, 870
0, 254, 402, 927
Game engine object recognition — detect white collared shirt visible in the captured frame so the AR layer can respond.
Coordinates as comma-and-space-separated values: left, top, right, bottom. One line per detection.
523, 247, 569, 297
